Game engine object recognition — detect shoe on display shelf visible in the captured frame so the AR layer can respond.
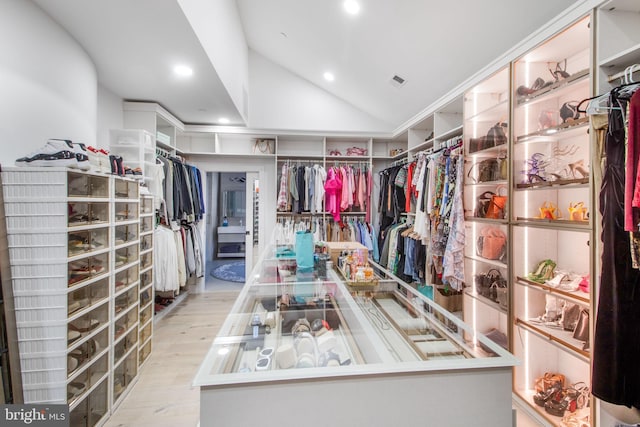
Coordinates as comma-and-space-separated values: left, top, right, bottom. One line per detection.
66, 140, 91, 170
15, 139, 78, 168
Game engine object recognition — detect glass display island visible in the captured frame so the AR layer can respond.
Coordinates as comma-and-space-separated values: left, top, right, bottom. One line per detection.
194, 245, 518, 426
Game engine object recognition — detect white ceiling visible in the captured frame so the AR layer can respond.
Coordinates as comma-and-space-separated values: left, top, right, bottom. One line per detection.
34, 0, 580, 132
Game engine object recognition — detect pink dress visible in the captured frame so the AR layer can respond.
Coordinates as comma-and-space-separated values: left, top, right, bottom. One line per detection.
324, 168, 343, 221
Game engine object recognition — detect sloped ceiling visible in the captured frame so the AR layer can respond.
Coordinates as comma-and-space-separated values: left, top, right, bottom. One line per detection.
237, 0, 579, 129
34, 0, 581, 132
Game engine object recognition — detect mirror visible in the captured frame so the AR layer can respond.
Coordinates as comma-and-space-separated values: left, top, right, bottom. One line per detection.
223, 190, 246, 219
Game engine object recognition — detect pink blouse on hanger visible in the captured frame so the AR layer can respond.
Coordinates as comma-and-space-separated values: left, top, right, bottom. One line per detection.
324, 167, 343, 221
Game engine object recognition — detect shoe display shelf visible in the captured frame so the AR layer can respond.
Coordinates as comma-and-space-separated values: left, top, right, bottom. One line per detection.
109, 129, 155, 181
462, 65, 511, 356
0, 168, 143, 426
510, 16, 593, 426
138, 195, 154, 368
111, 178, 140, 410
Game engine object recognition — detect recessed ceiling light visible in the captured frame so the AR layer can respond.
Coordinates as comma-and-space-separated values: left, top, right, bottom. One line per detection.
343, 0, 360, 15
323, 72, 335, 82
173, 65, 193, 77
218, 117, 230, 124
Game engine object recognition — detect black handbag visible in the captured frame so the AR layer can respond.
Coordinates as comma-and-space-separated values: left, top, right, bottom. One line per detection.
474, 268, 505, 301
486, 122, 508, 147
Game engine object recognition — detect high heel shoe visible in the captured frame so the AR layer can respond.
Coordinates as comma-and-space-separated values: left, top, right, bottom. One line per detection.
568, 202, 588, 221
533, 381, 563, 407
528, 259, 557, 283
568, 160, 589, 179
538, 201, 559, 220
545, 386, 580, 416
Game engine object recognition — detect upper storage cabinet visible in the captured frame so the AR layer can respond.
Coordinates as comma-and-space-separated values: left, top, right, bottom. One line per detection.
596, 0, 640, 93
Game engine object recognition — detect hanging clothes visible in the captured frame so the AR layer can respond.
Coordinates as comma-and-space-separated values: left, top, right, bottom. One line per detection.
593, 87, 640, 409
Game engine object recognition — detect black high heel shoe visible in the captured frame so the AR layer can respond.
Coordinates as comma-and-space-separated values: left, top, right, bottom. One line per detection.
533, 381, 563, 407
545, 386, 580, 417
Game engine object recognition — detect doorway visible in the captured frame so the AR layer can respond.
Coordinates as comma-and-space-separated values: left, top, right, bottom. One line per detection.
205, 171, 258, 289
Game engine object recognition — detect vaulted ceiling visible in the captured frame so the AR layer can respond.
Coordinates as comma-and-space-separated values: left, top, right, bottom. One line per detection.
34, 0, 580, 132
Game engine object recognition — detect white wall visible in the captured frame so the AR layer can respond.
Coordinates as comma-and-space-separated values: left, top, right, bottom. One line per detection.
248, 50, 392, 133
97, 84, 123, 149
0, 0, 97, 166
178, 0, 249, 122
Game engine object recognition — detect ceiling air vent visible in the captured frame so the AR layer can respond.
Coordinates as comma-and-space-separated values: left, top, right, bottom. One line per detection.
390, 74, 407, 88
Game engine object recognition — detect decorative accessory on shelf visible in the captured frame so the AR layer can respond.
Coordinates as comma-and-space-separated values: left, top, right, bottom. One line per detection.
560, 101, 581, 123
475, 226, 507, 261
468, 158, 501, 183
346, 146, 367, 156
538, 201, 560, 220
253, 138, 275, 154
568, 202, 588, 221
328, 149, 342, 156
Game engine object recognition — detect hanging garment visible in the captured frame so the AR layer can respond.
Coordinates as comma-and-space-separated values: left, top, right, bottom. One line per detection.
592, 89, 640, 409
325, 168, 343, 221
154, 226, 180, 292
442, 152, 466, 290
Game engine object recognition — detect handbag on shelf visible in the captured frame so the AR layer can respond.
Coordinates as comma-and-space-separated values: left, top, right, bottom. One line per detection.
476, 226, 507, 261
573, 309, 589, 343
561, 302, 581, 332
486, 122, 508, 147
469, 122, 508, 153
492, 280, 508, 309
474, 268, 505, 300
468, 158, 501, 183
474, 191, 494, 218
534, 372, 566, 393
485, 185, 507, 219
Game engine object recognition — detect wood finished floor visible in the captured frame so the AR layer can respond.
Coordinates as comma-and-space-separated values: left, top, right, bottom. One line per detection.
104, 290, 240, 427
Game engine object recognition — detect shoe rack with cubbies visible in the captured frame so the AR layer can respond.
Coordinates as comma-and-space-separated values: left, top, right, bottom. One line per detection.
138, 195, 154, 368
111, 178, 140, 410
0, 168, 143, 427
510, 16, 593, 426
462, 65, 511, 355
